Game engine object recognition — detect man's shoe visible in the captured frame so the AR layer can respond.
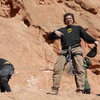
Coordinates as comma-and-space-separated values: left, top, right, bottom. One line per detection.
46, 90, 58, 95
76, 90, 84, 94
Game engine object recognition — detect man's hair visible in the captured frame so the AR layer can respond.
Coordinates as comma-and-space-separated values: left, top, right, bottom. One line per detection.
63, 13, 75, 24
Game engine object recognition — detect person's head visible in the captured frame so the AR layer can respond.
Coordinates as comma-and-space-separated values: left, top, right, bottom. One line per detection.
63, 13, 75, 25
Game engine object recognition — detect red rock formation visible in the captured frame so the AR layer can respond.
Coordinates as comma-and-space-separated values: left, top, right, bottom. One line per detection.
0, 0, 100, 98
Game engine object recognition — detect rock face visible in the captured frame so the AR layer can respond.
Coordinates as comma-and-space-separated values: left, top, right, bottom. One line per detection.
0, 0, 100, 98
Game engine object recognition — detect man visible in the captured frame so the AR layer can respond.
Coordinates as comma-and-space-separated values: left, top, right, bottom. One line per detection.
47, 13, 99, 95
0, 58, 14, 92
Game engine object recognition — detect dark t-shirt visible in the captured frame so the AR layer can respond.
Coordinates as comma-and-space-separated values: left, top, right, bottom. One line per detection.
48, 25, 96, 49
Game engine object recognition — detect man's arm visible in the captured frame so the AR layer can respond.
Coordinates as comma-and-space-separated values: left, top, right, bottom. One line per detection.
48, 31, 63, 40
79, 26, 99, 46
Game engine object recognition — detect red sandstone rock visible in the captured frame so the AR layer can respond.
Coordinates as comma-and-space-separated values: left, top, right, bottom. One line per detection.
0, 0, 100, 99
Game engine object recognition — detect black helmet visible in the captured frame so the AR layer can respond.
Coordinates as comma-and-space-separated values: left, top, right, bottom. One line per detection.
86, 46, 97, 58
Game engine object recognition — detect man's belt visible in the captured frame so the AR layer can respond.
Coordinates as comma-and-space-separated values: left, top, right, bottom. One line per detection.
62, 44, 81, 50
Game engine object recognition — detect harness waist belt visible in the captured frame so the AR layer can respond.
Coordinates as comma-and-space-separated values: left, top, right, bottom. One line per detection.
62, 44, 81, 50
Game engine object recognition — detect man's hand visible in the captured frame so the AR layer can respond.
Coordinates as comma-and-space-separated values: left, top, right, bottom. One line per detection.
94, 41, 99, 46
55, 31, 64, 37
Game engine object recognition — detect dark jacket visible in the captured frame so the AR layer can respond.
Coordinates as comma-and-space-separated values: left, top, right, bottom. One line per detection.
0, 58, 10, 69
0, 58, 14, 76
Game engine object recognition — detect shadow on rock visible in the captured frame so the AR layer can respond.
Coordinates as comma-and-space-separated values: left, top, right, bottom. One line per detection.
96, 94, 100, 96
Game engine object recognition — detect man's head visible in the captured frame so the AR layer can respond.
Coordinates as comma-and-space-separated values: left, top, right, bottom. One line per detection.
63, 13, 75, 25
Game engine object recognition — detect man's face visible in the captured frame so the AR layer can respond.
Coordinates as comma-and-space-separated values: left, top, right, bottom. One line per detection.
65, 15, 74, 25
